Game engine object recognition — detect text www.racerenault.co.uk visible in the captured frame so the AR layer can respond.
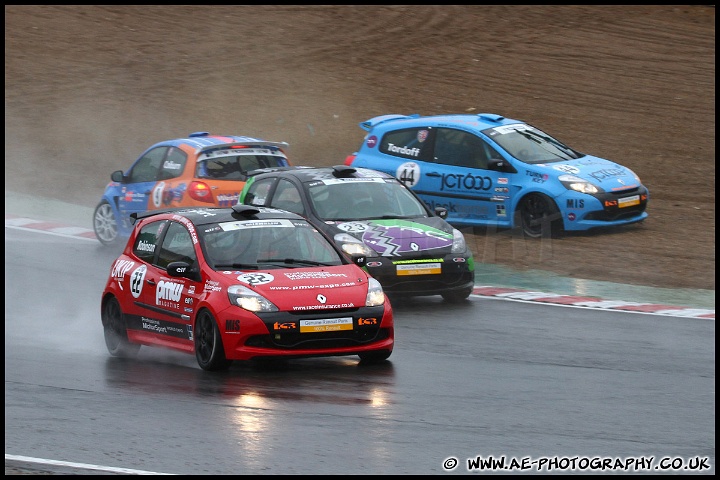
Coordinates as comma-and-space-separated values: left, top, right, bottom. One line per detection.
292, 303, 354, 311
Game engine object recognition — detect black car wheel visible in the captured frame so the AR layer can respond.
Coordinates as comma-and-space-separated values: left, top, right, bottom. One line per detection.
441, 287, 473, 303
93, 201, 119, 246
102, 296, 140, 358
517, 193, 562, 238
194, 309, 232, 371
358, 349, 392, 364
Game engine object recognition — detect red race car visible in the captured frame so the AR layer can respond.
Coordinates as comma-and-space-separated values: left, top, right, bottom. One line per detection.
100, 204, 394, 371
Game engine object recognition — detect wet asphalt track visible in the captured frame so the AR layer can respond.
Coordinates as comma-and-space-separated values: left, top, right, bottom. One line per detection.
4, 193, 715, 474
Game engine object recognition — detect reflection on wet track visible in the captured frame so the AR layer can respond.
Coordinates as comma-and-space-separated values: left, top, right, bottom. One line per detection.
5, 225, 715, 475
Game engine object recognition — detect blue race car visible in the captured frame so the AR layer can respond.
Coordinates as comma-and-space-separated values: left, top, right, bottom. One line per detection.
345, 113, 649, 237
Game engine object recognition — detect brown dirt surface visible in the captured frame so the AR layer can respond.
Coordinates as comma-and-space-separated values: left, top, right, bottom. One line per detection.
5, 5, 715, 292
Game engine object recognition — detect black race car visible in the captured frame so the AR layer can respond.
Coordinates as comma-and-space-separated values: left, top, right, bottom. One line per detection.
238, 165, 475, 302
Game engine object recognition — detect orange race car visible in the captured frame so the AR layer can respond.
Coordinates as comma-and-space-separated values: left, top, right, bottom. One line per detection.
93, 132, 290, 245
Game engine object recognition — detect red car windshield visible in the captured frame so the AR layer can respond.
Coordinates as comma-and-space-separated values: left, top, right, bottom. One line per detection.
200, 219, 343, 269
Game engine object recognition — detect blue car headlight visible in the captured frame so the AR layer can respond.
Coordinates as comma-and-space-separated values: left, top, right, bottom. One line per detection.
558, 174, 605, 194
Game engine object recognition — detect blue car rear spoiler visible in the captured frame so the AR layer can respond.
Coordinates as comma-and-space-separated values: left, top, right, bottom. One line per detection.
359, 114, 420, 132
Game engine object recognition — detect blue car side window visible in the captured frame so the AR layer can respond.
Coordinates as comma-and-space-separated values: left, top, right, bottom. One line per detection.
129, 147, 166, 183
379, 127, 432, 162
434, 128, 491, 170
157, 147, 187, 181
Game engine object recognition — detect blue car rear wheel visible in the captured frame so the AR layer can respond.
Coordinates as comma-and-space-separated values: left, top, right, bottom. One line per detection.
93, 201, 119, 246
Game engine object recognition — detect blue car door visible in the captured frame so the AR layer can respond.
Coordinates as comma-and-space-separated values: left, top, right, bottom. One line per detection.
117, 146, 168, 225
394, 127, 514, 229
